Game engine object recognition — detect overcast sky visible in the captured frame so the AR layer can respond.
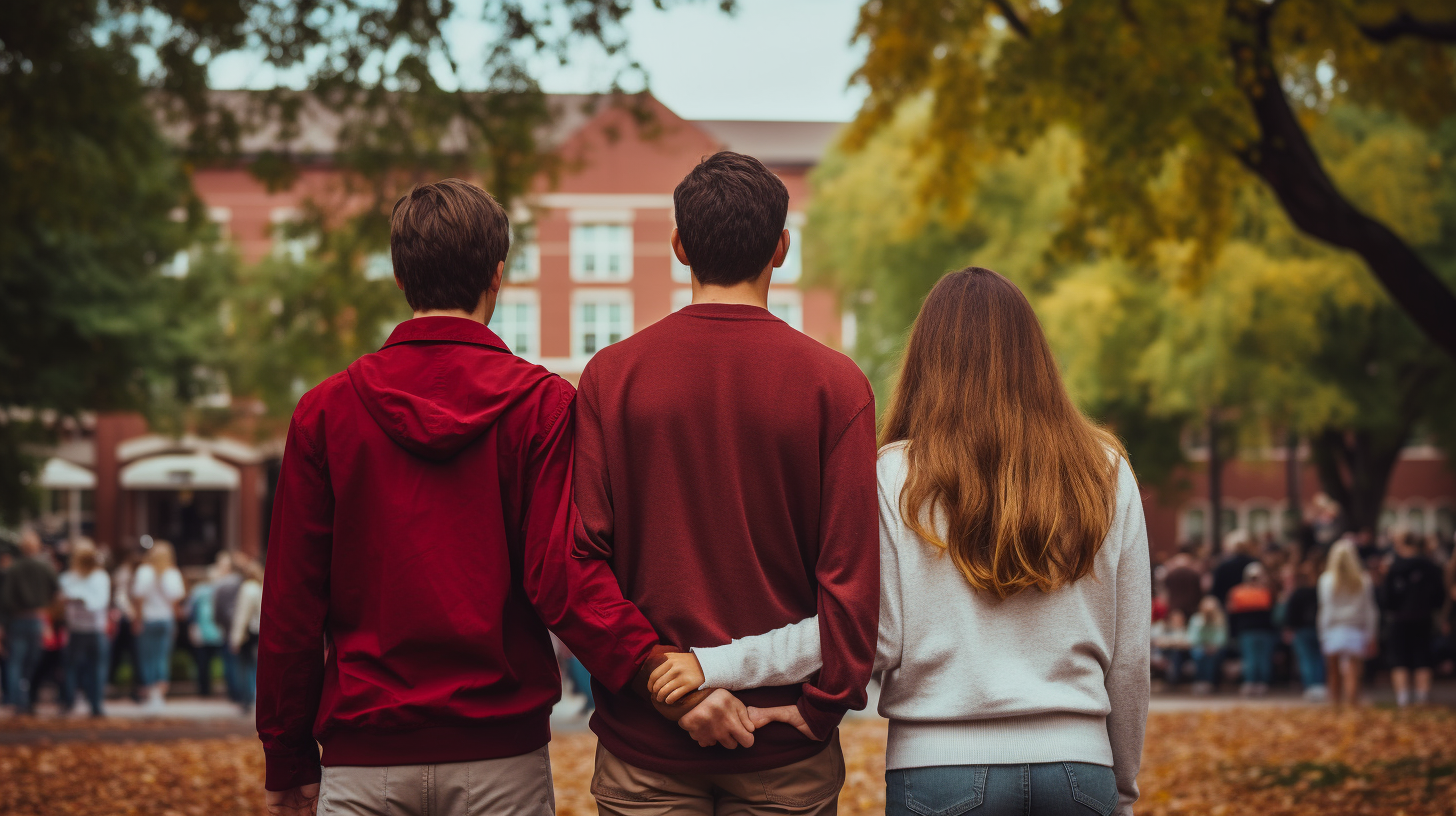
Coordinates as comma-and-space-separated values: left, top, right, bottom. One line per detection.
205, 0, 868, 122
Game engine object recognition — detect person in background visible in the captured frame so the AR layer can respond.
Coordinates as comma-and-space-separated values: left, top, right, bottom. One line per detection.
1163, 545, 1206, 621
1284, 559, 1326, 701
59, 539, 110, 717
1188, 595, 1228, 694
230, 559, 263, 715
1383, 532, 1445, 707
132, 540, 184, 712
1152, 609, 1194, 688
2, 530, 59, 715
1319, 538, 1380, 708
211, 552, 243, 704
185, 555, 229, 698
1227, 561, 1276, 696
1211, 530, 1258, 608
0, 547, 11, 706
108, 553, 143, 703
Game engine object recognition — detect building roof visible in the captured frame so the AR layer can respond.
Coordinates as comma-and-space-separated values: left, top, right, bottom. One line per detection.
692, 120, 843, 167
162, 91, 841, 166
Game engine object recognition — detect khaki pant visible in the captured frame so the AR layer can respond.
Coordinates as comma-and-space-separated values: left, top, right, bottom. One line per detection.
591, 736, 844, 816
319, 747, 554, 816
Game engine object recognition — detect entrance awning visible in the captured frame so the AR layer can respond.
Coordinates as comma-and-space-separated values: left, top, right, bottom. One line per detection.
120, 453, 239, 490
39, 457, 96, 490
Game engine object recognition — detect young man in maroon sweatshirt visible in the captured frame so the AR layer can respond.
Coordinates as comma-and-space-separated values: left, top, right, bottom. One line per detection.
256, 179, 667, 816
573, 152, 880, 814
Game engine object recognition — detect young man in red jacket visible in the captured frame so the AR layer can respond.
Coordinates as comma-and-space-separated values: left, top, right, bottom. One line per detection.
257, 179, 670, 816
573, 152, 880, 814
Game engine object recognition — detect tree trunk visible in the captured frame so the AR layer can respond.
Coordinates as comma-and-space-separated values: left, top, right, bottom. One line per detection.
1225, 0, 1456, 360
1310, 428, 1408, 536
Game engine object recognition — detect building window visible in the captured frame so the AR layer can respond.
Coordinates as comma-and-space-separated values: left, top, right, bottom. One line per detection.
767, 290, 803, 331
1248, 507, 1273, 540
1181, 508, 1206, 545
1379, 508, 1398, 534
671, 249, 692, 284
776, 221, 804, 284
488, 289, 539, 360
572, 290, 633, 359
1435, 506, 1454, 539
507, 241, 540, 282
571, 224, 633, 282
1220, 508, 1239, 538
1406, 507, 1427, 536
271, 208, 316, 263
671, 288, 693, 312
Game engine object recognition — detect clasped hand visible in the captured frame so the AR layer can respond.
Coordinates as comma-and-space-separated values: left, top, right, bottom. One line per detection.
650, 652, 818, 747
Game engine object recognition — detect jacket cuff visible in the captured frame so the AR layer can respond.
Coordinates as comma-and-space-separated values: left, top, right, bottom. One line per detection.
264, 748, 322, 792
795, 695, 845, 742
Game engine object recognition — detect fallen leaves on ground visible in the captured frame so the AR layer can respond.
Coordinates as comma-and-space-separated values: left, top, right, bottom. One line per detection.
0, 708, 1452, 815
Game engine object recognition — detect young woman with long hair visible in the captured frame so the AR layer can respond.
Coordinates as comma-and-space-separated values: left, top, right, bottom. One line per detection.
1318, 537, 1379, 707
651, 268, 1151, 815
58, 539, 111, 717
132, 540, 185, 711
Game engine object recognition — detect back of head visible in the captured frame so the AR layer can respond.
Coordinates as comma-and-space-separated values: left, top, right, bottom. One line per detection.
881, 267, 1126, 599
390, 179, 510, 312
70, 538, 99, 576
148, 540, 176, 571
1223, 529, 1253, 557
19, 528, 41, 557
673, 151, 789, 286
1324, 538, 1364, 595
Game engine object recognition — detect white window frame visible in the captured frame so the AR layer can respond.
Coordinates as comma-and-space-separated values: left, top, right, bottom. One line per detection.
570, 217, 634, 282
507, 240, 540, 282
671, 288, 693, 313
488, 288, 540, 361
767, 288, 804, 332
571, 289, 634, 361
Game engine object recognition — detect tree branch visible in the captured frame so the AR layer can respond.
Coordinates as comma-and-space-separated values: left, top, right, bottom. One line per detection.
990, 0, 1032, 39
1359, 11, 1456, 43
1223, 0, 1456, 360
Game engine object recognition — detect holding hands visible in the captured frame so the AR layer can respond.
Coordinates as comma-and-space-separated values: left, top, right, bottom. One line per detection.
649, 652, 706, 704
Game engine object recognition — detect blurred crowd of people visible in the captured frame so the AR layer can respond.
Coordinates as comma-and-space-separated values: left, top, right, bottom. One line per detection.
1151, 519, 1455, 706
0, 529, 263, 717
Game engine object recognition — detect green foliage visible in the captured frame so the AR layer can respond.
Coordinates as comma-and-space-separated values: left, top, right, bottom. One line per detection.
809, 97, 1456, 518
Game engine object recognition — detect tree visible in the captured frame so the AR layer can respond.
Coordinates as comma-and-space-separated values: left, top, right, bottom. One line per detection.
808, 97, 1456, 541
845, 0, 1456, 359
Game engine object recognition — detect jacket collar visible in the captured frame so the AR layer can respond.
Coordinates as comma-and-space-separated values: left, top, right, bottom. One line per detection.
381, 316, 509, 352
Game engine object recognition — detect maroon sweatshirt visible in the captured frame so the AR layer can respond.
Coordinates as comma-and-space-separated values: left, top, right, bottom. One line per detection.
257, 317, 659, 790
574, 303, 879, 774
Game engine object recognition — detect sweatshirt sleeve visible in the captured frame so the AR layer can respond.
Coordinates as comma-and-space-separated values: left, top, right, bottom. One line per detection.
256, 414, 334, 792
571, 367, 615, 562
1106, 462, 1151, 816
794, 398, 880, 740
520, 386, 659, 693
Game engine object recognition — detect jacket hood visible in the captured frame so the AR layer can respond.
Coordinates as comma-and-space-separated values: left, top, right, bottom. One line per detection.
346, 317, 528, 461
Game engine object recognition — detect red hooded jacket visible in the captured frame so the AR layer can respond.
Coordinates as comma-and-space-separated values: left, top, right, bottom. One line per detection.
256, 316, 659, 790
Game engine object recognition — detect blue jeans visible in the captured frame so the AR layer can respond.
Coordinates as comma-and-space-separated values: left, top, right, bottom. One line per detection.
220, 645, 241, 703
236, 637, 258, 709
1163, 649, 1191, 685
1240, 630, 1276, 685
136, 621, 175, 687
62, 632, 109, 716
4, 617, 44, 712
1192, 647, 1220, 685
887, 762, 1120, 816
1292, 627, 1325, 688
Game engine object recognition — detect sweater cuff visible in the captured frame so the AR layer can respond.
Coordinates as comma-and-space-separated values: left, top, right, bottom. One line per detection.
264, 747, 322, 792
690, 645, 737, 691
795, 695, 844, 742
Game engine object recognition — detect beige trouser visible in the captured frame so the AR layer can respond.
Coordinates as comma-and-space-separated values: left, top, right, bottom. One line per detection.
319, 747, 554, 816
591, 735, 844, 816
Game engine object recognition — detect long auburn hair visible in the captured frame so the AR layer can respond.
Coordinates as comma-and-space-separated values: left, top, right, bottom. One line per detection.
881, 268, 1126, 599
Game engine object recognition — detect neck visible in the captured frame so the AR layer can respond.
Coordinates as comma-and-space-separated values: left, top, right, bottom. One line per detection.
413, 306, 489, 325
691, 269, 772, 308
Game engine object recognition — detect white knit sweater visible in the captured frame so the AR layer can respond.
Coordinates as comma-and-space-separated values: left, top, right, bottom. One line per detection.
693, 442, 1151, 816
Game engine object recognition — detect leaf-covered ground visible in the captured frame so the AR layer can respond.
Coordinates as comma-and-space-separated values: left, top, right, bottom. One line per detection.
1, 708, 1452, 815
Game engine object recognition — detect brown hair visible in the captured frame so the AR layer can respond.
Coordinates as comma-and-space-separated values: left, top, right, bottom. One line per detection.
673, 152, 789, 286
881, 268, 1127, 599
390, 179, 510, 312
70, 539, 100, 577
146, 540, 176, 571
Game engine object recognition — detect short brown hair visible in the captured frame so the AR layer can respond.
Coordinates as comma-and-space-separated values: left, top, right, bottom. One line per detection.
673, 152, 789, 286
390, 179, 510, 312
